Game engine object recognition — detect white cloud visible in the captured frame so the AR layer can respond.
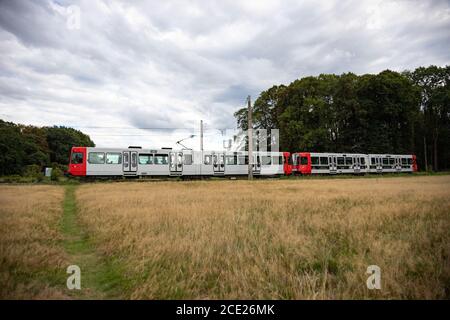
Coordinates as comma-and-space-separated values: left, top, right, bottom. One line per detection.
0, 0, 449, 149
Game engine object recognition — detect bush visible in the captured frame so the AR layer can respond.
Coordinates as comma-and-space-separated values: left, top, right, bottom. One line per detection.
0, 175, 36, 183
23, 164, 42, 178
50, 167, 63, 181
21, 164, 44, 182
51, 162, 68, 174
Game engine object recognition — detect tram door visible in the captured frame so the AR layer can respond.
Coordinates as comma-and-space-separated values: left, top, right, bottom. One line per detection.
213, 153, 225, 173
253, 153, 261, 174
169, 152, 183, 174
376, 157, 382, 172
353, 156, 360, 173
123, 151, 138, 174
395, 157, 402, 172
328, 155, 337, 174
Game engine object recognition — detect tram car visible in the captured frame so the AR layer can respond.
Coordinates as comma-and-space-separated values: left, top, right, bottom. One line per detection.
291, 152, 417, 175
68, 147, 417, 178
68, 146, 292, 177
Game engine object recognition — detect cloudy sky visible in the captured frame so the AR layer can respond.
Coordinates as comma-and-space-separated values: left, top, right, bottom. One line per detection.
0, 0, 449, 149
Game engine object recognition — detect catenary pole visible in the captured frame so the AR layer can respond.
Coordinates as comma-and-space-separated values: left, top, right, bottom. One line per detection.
248, 96, 253, 180
200, 120, 204, 151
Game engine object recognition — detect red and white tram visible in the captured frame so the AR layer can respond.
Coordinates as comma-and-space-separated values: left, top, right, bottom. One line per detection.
68, 147, 417, 178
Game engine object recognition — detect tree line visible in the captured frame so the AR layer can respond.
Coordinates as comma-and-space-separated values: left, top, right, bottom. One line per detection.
234, 65, 450, 171
0, 120, 94, 176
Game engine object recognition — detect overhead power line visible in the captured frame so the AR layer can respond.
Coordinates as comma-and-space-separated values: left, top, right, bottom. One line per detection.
57, 125, 236, 132
62, 125, 198, 130
91, 132, 219, 137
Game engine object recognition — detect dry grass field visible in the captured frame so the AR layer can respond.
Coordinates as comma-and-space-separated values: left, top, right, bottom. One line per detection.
0, 185, 69, 299
75, 176, 450, 299
0, 176, 449, 299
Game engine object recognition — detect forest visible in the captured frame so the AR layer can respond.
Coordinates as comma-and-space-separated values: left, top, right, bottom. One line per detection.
235, 65, 450, 171
0, 120, 94, 176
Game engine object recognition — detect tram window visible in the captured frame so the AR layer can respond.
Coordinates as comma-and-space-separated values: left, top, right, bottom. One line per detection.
276, 156, 282, 165
154, 154, 168, 165
345, 157, 352, 165
275, 156, 283, 165
360, 157, 365, 164
408, 158, 413, 165
402, 158, 407, 165
311, 157, 319, 165
226, 155, 237, 165
138, 154, 152, 165
106, 153, 122, 164
371, 158, 376, 165
88, 152, 105, 164
238, 156, 248, 165
261, 156, 271, 165
131, 153, 137, 167
184, 154, 193, 165
337, 157, 344, 165
320, 157, 328, 165
204, 155, 212, 165
389, 158, 395, 165
300, 157, 308, 165
383, 158, 388, 165
71, 152, 83, 164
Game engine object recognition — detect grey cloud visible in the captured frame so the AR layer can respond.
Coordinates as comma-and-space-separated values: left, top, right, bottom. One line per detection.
215, 85, 255, 104
127, 108, 190, 130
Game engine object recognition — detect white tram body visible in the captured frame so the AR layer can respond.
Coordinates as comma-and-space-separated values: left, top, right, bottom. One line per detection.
291, 152, 417, 175
69, 147, 288, 177
367, 154, 416, 173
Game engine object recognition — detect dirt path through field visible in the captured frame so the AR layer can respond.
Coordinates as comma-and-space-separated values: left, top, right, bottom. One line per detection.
61, 185, 124, 299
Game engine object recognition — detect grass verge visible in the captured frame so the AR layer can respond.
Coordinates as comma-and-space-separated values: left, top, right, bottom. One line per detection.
61, 185, 127, 299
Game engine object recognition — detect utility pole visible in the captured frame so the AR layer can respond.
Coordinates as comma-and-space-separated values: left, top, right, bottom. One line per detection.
424, 136, 428, 171
200, 120, 204, 151
247, 95, 253, 180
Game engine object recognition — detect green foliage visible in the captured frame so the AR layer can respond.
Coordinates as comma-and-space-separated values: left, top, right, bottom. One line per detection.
235, 66, 449, 170
46, 126, 95, 164
50, 167, 63, 181
23, 164, 43, 180
0, 120, 94, 176
0, 121, 27, 175
405, 65, 450, 171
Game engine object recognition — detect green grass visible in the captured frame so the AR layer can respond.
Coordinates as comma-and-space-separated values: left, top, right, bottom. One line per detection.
61, 185, 127, 299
